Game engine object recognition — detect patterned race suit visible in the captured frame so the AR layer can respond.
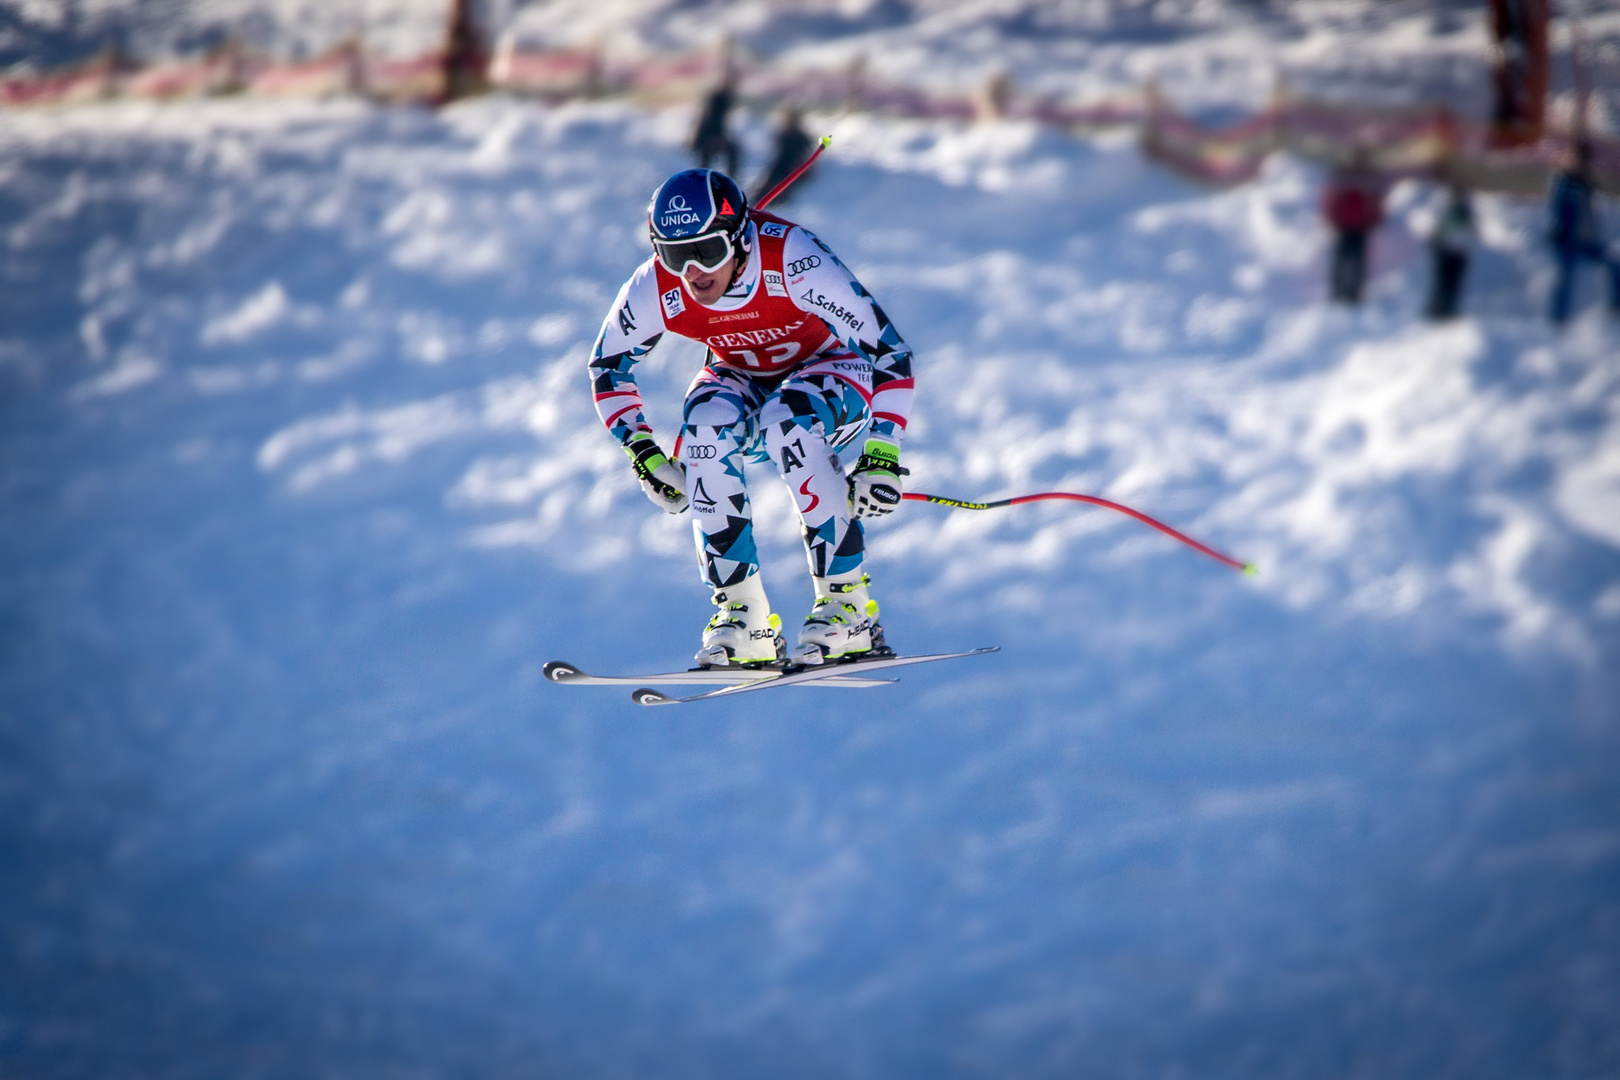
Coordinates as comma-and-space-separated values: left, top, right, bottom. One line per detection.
591, 209, 915, 589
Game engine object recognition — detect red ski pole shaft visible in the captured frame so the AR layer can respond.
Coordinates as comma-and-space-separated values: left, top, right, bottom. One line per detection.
901, 490, 1256, 575
755, 135, 832, 210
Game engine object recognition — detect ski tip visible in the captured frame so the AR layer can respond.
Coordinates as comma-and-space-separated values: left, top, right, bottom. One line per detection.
1242, 562, 1259, 577
631, 687, 679, 706
543, 661, 583, 683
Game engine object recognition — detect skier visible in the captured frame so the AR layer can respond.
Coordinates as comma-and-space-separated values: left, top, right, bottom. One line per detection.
1546, 139, 1620, 325
1425, 181, 1475, 320
1320, 147, 1386, 305
590, 169, 915, 668
753, 106, 815, 205
691, 81, 741, 177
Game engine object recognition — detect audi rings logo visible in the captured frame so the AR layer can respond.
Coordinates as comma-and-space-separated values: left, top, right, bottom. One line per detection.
686, 444, 717, 459
786, 255, 821, 276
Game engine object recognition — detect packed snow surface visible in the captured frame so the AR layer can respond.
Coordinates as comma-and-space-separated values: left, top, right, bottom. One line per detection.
3, 87, 1619, 1080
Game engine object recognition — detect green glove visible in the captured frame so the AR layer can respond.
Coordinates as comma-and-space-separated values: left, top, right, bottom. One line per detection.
848, 438, 906, 518
625, 433, 687, 514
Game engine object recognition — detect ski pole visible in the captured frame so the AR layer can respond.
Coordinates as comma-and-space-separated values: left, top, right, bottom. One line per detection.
755, 135, 832, 210
902, 490, 1256, 574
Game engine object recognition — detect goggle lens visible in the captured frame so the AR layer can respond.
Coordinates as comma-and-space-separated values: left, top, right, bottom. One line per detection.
654, 231, 733, 275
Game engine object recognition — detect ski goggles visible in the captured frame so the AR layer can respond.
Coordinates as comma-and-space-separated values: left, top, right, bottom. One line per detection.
653, 228, 735, 276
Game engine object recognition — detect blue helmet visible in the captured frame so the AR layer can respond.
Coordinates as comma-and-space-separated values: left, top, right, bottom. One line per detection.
648, 169, 750, 275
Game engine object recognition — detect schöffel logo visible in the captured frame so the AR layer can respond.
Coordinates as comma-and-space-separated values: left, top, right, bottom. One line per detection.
659, 192, 706, 232
799, 288, 863, 332
760, 222, 787, 238
661, 287, 685, 319
762, 270, 787, 298
786, 255, 820, 277
686, 444, 717, 459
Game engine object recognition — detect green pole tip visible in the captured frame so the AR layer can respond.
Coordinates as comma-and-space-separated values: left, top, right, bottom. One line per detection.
1243, 562, 1259, 577
819, 134, 833, 148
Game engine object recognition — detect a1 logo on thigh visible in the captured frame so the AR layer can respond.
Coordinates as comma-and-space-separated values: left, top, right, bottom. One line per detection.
778, 436, 808, 472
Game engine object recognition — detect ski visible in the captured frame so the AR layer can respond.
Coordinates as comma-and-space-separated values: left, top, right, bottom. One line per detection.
543, 660, 894, 689
630, 647, 999, 706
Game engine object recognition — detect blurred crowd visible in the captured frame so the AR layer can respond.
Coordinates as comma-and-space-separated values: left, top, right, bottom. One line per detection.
684, 74, 1618, 327
1317, 137, 1617, 324
6, 0, 1614, 328
690, 80, 817, 206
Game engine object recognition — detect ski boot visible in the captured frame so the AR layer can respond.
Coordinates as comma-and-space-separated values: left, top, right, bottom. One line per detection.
695, 573, 783, 667
790, 570, 887, 666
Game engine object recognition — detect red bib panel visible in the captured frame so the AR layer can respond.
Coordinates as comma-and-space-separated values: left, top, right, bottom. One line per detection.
652, 210, 839, 377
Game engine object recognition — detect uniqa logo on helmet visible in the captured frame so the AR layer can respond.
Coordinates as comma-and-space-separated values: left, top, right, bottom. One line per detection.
658, 193, 709, 232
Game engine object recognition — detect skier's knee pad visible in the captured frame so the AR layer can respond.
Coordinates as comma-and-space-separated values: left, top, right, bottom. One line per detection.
763, 419, 834, 479
763, 421, 852, 533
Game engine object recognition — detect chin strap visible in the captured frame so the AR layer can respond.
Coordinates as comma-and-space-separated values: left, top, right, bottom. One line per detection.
724, 223, 754, 293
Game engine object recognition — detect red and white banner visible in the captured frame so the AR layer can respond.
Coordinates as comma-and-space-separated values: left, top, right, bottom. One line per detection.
487, 44, 598, 98
249, 44, 362, 99
1, 52, 118, 107
125, 49, 247, 100
4, 28, 1614, 196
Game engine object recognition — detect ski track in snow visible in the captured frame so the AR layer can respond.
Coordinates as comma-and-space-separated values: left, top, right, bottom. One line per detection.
2, 96, 1619, 1077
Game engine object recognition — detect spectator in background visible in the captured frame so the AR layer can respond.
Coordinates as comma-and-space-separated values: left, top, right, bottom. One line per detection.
691, 81, 740, 177
1320, 147, 1387, 305
754, 106, 815, 205
1547, 139, 1619, 325
1426, 181, 1475, 320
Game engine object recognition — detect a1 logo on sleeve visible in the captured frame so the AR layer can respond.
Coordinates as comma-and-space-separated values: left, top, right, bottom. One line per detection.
762, 270, 787, 297
760, 222, 787, 238
661, 287, 685, 319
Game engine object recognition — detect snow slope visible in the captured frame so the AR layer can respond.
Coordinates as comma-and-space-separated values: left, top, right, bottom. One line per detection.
2, 88, 1618, 1077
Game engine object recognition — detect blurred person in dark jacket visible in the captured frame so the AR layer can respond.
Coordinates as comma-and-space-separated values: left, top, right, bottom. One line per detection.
1426, 181, 1475, 320
754, 106, 815, 205
692, 81, 740, 176
1546, 140, 1619, 325
1321, 147, 1387, 305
